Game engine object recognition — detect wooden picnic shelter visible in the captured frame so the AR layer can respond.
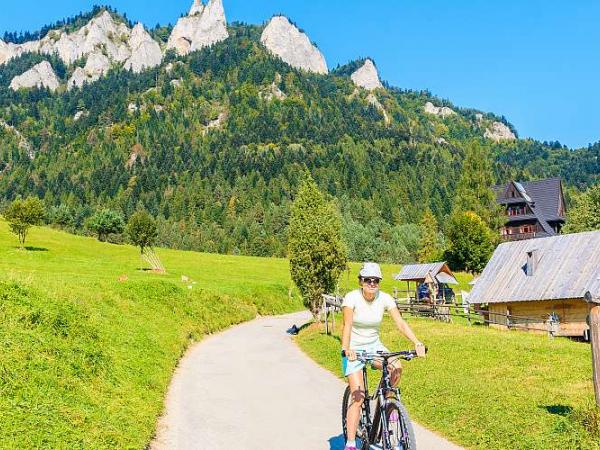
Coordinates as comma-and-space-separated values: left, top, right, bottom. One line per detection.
393, 262, 458, 304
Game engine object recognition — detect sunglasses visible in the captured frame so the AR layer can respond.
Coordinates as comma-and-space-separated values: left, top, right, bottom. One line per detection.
361, 277, 381, 285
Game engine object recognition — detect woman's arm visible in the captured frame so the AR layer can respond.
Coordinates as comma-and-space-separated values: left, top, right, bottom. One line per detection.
342, 306, 356, 360
389, 307, 426, 357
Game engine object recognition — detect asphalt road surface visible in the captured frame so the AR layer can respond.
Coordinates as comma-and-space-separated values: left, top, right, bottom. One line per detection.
151, 311, 463, 450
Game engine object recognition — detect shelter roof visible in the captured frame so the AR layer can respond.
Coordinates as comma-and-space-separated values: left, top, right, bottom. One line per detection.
394, 262, 457, 284
469, 230, 600, 304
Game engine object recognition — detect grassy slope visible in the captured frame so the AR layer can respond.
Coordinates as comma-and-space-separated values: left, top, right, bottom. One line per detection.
296, 317, 599, 449
0, 222, 302, 449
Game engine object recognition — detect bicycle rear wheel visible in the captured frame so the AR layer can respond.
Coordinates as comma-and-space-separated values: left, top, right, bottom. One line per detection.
381, 398, 416, 450
342, 385, 370, 450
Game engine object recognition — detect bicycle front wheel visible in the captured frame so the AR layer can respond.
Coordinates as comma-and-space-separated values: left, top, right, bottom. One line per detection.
381, 399, 416, 450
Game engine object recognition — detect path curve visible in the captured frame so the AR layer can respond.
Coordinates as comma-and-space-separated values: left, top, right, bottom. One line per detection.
151, 311, 463, 450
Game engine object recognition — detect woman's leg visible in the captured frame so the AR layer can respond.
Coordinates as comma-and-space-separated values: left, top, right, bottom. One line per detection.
390, 360, 403, 387
346, 370, 365, 443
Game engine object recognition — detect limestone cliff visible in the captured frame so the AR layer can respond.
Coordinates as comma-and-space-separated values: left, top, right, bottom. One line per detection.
351, 59, 382, 90
260, 16, 328, 74
10, 61, 60, 92
423, 101, 456, 117
484, 121, 516, 142
166, 0, 229, 56
124, 23, 162, 73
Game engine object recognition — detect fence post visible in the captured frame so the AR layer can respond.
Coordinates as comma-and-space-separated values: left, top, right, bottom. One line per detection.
585, 291, 600, 408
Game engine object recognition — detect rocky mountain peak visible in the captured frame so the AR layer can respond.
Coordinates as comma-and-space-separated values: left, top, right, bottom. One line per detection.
124, 23, 162, 73
351, 59, 382, 90
189, 0, 204, 16
10, 61, 60, 92
166, 0, 229, 56
260, 16, 328, 75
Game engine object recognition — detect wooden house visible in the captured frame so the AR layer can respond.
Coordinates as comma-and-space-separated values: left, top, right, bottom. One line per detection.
494, 178, 566, 242
468, 231, 600, 337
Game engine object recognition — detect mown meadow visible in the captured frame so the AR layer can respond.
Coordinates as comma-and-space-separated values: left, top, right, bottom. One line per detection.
0, 221, 302, 448
297, 316, 600, 449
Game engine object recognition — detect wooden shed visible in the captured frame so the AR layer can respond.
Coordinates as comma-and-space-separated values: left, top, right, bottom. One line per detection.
468, 230, 600, 337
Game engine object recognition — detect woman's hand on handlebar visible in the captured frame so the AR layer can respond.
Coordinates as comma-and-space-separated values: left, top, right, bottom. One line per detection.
415, 342, 427, 358
343, 349, 357, 361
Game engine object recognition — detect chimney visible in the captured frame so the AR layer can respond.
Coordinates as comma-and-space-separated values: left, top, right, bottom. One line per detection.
526, 249, 537, 276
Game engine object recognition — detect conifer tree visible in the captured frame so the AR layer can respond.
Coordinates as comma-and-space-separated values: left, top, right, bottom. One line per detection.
288, 174, 347, 318
453, 141, 502, 230
417, 208, 439, 263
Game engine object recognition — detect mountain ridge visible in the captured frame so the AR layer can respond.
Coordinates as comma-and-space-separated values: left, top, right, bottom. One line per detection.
0, 3, 598, 260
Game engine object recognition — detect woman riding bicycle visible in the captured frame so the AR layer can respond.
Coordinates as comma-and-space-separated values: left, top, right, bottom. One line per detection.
341, 262, 425, 450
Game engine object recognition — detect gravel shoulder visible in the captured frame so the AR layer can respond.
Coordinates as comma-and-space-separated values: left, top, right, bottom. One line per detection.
151, 311, 463, 450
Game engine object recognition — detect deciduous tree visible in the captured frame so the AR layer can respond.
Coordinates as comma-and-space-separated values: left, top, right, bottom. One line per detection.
563, 183, 600, 233
445, 211, 495, 273
3, 197, 46, 248
87, 209, 125, 242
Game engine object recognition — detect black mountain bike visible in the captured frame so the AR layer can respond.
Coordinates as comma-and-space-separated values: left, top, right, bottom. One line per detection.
341, 350, 419, 450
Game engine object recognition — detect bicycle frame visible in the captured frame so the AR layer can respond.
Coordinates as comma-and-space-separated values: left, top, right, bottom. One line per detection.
360, 355, 401, 448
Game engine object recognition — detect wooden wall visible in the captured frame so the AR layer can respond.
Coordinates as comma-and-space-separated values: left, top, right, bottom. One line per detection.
487, 299, 589, 337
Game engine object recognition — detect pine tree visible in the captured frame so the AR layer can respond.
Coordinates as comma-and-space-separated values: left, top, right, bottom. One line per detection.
453, 141, 503, 230
288, 174, 347, 318
417, 208, 439, 263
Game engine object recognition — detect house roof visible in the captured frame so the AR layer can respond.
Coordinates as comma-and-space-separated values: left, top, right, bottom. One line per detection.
493, 178, 565, 235
394, 262, 458, 284
468, 230, 600, 304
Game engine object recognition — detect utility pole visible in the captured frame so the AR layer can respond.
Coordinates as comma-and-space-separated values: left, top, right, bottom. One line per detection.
585, 291, 600, 408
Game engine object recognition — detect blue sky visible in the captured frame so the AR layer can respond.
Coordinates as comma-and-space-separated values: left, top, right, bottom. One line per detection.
2, 0, 599, 149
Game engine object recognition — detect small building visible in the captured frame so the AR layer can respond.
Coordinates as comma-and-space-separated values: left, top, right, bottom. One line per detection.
494, 178, 566, 242
394, 262, 458, 303
468, 231, 600, 337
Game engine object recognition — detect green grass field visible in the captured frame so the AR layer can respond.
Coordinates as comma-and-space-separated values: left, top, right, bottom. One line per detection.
296, 317, 600, 449
0, 221, 302, 448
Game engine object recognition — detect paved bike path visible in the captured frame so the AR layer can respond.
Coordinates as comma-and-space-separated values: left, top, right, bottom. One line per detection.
151, 311, 463, 450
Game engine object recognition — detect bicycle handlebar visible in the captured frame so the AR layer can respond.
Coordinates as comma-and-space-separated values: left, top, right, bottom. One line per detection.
341, 348, 427, 361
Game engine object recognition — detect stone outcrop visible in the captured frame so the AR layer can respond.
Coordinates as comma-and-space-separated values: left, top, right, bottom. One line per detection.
42, 11, 132, 65
67, 51, 110, 89
124, 23, 162, 73
424, 101, 456, 117
166, 0, 229, 56
10, 61, 60, 92
260, 16, 328, 74
367, 93, 390, 125
2, 12, 132, 67
351, 59, 382, 90
2, 10, 167, 89
260, 73, 287, 101
0, 119, 35, 159
484, 121, 516, 142
0, 39, 13, 65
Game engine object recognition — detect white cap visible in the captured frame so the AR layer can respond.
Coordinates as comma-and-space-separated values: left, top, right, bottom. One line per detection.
359, 262, 383, 279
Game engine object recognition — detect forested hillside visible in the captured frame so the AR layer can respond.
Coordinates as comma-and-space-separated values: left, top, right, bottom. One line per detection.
1, 8, 598, 261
